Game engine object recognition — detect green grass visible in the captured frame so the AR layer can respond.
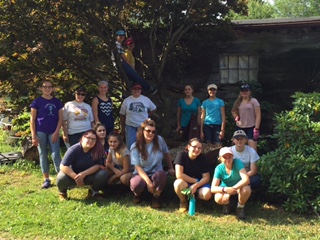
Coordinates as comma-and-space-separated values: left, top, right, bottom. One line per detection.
0, 161, 319, 240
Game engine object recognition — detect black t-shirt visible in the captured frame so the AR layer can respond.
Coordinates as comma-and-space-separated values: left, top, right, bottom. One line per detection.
174, 151, 210, 180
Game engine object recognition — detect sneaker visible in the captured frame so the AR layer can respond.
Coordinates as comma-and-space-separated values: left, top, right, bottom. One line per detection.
179, 201, 188, 213
133, 195, 142, 204
151, 196, 161, 209
41, 179, 51, 189
59, 192, 68, 201
222, 204, 231, 215
236, 207, 246, 219
92, 192, 104, 201
149, 87, 158, 95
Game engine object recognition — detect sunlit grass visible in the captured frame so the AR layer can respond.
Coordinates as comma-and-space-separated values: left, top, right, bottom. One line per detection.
0, 161, 319, 240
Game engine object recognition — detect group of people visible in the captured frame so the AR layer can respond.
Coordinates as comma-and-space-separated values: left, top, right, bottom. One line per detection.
177, 83, 261, 151
30, 74, 261, 219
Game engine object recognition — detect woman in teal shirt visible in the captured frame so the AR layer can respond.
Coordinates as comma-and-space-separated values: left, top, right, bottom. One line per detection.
211, 147, 251, 219
176, 84, 201, 141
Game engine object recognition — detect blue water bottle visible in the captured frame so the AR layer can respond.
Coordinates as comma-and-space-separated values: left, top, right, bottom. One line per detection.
188, 196, 196, 216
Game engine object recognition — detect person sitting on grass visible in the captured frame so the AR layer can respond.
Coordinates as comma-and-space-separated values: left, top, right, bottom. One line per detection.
173, 138, 212, 213
231, 130, 262, 192
211, 147, 251, 220
130, 119, 175, 208
105, 132, 133, 186
56, 130, 109, 201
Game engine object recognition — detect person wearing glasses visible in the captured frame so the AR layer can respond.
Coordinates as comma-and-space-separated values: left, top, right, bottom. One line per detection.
92, 80, 114, 136
200, 84, 226, 146
120, 83, 156, 149
130, 119, 175, 208
62, 86, 94, 147
57, 130, 109, 200
173, 138, 212, 213
30, 80, 64, 189
231, 84, 261, 151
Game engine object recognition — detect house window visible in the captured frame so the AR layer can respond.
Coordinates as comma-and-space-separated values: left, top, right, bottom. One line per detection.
220, 54, 258, 84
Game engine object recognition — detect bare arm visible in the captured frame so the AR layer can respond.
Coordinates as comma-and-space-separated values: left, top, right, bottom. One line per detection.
211, 177, 223, 193
197, 106, 201, 126
91, 97, 100, 124
255, 106, 261, 129
200, 108, 205, 140
164, 152, 175, 176
220, 106, 226, 140
247, 162, 258, 177
232, 169, 250, 190
30, 108, 39, 146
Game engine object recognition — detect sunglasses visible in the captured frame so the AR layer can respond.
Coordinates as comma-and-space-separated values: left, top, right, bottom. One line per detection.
76, 93, 86, 96
144, 129, 156, 134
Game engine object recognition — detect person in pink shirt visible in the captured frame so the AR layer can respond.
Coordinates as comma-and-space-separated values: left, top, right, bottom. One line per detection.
231, 84, 261, 151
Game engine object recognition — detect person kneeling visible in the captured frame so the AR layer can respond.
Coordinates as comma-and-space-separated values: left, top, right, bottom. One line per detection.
211, 147, 251, 219
174, 138, 212, 213
57, 130, 109, 200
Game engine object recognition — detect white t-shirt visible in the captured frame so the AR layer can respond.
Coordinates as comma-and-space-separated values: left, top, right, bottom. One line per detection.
63, 101, 94, 135
231, 145, 259, 172
119, 95, 156, 127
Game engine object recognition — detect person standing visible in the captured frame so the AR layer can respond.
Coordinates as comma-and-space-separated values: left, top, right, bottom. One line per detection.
200, 84, 226, 146
231, 84, 261, 151
92, 80, 114, 135
130, 119, 175, 208
176, 84, 201, 141
30, 79, 63, 189
120, 83, 156, 149
62, 87, 94, 147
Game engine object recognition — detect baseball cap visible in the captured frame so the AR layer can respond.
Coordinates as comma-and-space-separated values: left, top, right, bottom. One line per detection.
125, 38, 135, 45
240, 84, 251, 91
131, 83, 142, 89
75, 86, 87, 93
233, 130, 248, 139
116, 30, 126, 36
219, 147, 233, 157
207, 84, 217, 90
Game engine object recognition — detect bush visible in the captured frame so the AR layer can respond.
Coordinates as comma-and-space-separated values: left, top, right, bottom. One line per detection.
259, 92, 320, 213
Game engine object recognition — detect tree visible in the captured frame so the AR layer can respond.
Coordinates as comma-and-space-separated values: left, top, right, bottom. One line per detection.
0, 0, 247, 135
229, 0, 275, 20
273, 0, 320, 18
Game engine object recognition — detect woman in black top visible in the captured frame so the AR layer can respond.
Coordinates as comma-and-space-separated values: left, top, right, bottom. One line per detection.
174, 138, 212, 213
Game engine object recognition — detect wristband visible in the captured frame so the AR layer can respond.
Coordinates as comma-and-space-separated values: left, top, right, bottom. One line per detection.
222, 187, 226, 193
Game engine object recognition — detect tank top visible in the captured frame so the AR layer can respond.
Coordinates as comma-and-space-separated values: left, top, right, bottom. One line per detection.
96, 96, 114, 129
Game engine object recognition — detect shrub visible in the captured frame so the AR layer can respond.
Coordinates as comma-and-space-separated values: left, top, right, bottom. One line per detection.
259, 92, 320, 213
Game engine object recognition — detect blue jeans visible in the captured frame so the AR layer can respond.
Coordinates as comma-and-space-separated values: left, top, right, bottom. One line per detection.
250, 174, 262, 190
56, 169, 109, 193
125, 125, 139, 150
203, 124, 222, 144
122, 61, 151, 92
36, 131, 61, 174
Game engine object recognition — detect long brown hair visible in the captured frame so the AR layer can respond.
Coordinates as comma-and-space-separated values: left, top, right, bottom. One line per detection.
107, 132, 126, 153
231, 92, 252, 117
135, 119, 159, 160
81, 130, 104, 161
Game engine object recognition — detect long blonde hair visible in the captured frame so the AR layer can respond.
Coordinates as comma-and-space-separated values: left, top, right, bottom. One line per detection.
231, 92, 252, 117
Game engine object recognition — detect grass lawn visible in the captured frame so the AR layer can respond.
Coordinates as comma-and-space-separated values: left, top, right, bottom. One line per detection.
0, 160, 319, 240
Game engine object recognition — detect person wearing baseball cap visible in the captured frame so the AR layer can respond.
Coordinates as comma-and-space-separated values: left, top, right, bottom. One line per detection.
231, 130, 262, 191
200, 83, 225, 146
62, 85, 94, 146
114, 30, 157, 95
124, 38, 136, 69
211, 147, 251, 219
231, 83, 261, 152
120, 82, 157, 149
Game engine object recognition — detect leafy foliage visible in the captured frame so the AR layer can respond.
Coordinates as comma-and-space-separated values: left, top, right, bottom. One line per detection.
259, 92, 320, 213
273, 0, 320, 17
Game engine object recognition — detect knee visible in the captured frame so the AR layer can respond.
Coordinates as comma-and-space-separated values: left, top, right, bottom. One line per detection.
241, 185, 252, 196
200, 189, 212, 201
173, 179, 186, 191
